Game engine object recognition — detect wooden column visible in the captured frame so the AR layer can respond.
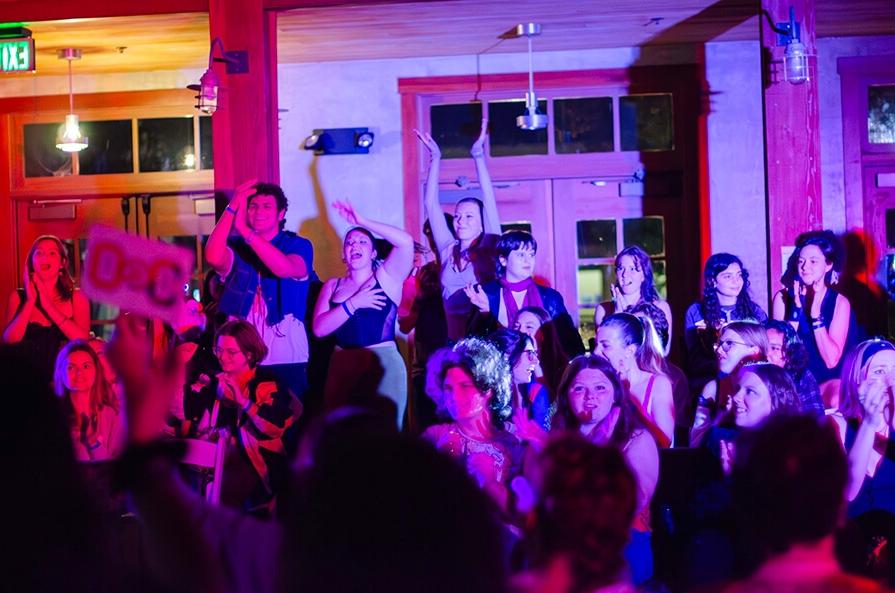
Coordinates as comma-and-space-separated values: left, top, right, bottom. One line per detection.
209, 0, 280, 205
760, 0, 823, 297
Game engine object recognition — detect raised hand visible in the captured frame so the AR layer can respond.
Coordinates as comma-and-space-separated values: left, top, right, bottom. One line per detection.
333, 200, 364, 227
463, 283, 490, 313
348, 279, 387, 311
719, 439, 736, 475
230, 179, 257, 237
23, 269, 37, 304
108, 314, 183, 444
413, 128, 441, 160
470, 118, 488, 158
611, 283, 635, 312
858, 376, 889, 431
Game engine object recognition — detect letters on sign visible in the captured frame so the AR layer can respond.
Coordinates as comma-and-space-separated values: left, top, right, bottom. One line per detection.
82, 225, 194, 324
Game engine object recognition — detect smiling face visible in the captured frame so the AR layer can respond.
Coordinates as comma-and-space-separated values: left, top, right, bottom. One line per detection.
64, 350, 97, 395
797, 244, 833, 287
731, 369, 774, 428
513, 310, 543, 338
453, 201, 483, 243
30, 238, 64, 282
616, 254, 645, 297
343, 229, 377, 270
567, 367, 616, 426
512, 341, 539, 385
247, 193, 285, 236
443, 365, 489, 422
715, 328, 760, 374
714, 263, 744, 300
500, 244, 536, 283
215, 335, 250, 375
596, 324, 636, 374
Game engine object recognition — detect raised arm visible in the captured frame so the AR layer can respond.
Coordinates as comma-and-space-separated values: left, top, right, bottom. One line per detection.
3, 275, 35, 343
334, 201, 414, 294
471, 118, 501, 235
414, 130, 454, 254
844, 379, 888, 500
204, 183, 249, 277
232, 190, 308, 280
312, 277, 387, 338
813, 293, 851, 369
33, 281, 90, 341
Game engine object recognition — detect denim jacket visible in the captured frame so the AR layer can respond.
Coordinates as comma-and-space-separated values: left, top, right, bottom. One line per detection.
218, 231, 315, 325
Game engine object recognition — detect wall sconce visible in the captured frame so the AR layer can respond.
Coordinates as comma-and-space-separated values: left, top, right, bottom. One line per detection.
301, 128, 375, 155
767, 7, 811, 84
188, 38, 249, 114
55, 48, 88, 152
512, 23, 548, 131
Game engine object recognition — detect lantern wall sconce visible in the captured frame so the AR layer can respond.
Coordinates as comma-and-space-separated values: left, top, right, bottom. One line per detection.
188, 37, 249, 114
766, 6, 811, 84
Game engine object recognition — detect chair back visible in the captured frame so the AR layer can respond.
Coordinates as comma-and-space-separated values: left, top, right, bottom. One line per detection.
181, 429, 228, 504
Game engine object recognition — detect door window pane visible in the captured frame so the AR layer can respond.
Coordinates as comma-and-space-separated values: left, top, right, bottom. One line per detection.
576, 220, 617, 259
869, 85, 895, 144
578, 306, 596, 350
554, 97, 613, 153
430, 103, 483, 159
138, 117, 196, 172
652, 258, 667, 299
577, 263, 613, 305
489, 99, 548, 157
199, 115, 214, 170
79, 120, 134, 175
620, 94, 674, 151
623, 216, 665, 256
887, 209, 895, 248
24, 123, 72, 177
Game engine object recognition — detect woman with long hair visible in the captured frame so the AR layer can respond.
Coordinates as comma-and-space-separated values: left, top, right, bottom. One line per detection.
596, 312, 674, 447
513, 305, 570, 398
54, 339, 122, 461
313, 202, 414, 427
415, 120, 502, 341
773, 230, 857, 406
595, 245, 672, 348
691, 320, 768, 446
685, 253, 767, 393
765, 319, 825, 417
489, 328, 552, 430
4, 235, 90, 378
552, 354, 659, 585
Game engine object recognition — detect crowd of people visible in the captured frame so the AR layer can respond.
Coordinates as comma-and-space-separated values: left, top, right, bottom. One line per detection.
3, 125, 895, 593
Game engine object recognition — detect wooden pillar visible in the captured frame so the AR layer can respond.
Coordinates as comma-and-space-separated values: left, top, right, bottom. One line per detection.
760, 0, 822, 298
209, 0, 279, 206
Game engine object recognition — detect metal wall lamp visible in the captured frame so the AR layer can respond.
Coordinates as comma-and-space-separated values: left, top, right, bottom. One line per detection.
188, 37, 249, 114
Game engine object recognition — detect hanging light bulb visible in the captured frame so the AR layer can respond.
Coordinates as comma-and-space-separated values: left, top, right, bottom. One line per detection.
56, 48, 88, 152
514, 23, 548, 131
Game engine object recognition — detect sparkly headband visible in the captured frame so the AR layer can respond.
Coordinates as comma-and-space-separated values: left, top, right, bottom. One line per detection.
861, 340, 895, 368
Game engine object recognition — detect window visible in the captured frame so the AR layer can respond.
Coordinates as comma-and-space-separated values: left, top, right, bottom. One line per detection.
869, 85, 895, 145
620, 94, 674, 151
554, 97, 613, 154
24, 123, 72, 177
79, 120, 134, 175
488, 99, 548, 157
138, 117, 196, 172
430, 102, 484, 159
576, 219, 617, 259
199, 115, 214, 169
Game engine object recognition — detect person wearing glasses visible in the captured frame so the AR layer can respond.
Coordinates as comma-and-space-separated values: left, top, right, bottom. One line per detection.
690, 321, 768, 446
489, 329, 553, 430
201, 319, 302, 512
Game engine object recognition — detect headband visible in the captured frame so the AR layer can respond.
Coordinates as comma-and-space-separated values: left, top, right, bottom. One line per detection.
861, 340, 895, 368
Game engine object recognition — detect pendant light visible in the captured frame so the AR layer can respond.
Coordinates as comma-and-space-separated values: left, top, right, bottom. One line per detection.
55, 48, 88, 152
514, 23, 548, 131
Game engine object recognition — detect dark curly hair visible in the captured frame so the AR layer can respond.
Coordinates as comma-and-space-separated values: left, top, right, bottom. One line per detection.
554, 355, 641, 449
699, 253, 763, 330
531, 434, 637, 592
249, 182, 289, 230
764, 320, 809, 378
630, 301, 670, 355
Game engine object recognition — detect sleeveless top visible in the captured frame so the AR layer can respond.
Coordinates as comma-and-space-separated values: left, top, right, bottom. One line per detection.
788, 288, 856, 384
330, 277, 397, 349
15, 289, 68, 379
844, 421, 895, 518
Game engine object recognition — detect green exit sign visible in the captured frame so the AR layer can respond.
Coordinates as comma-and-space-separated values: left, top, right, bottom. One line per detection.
1, 38, 35, 73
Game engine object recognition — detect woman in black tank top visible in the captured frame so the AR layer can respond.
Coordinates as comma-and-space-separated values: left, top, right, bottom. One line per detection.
3, 235, 91, 379
312, 202, 415, 428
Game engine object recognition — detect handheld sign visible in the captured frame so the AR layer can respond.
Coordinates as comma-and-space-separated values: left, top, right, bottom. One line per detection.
82, 225, 194, 324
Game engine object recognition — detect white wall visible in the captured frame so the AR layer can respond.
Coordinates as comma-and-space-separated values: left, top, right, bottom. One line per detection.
0, 68, 205, 98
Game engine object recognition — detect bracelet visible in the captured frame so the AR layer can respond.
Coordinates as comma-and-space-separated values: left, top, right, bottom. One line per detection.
787, 307, 802, 322
811, 316, 825, 330
226, 205, 237, 215
341, 301, 354, 316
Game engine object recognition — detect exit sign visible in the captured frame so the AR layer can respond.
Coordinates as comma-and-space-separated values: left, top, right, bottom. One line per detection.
1, 38, 35, 73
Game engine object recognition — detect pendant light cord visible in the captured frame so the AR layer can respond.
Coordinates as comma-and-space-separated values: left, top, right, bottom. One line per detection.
527, 36, 534, 103
67, 57, 74, 113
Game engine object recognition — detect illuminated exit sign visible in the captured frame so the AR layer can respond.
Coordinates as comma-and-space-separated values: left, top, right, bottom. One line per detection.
1, 37, 35, 73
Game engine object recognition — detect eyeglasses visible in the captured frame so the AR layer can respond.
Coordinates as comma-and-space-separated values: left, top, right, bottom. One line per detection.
213, 347, 244, 358
714, 339, 751, 352
523, 349, 540, 362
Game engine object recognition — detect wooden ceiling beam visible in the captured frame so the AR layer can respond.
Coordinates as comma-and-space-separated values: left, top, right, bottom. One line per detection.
0, 0, 209, 23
